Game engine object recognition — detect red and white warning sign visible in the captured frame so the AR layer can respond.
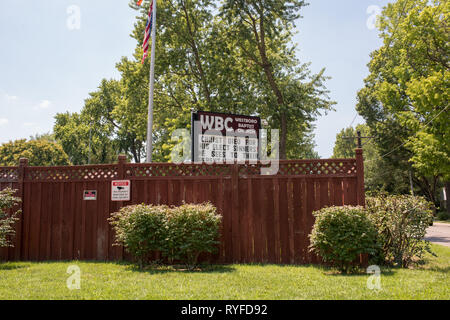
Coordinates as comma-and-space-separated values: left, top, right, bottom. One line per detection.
111, 180, 131, 201
83, 190, 97, 201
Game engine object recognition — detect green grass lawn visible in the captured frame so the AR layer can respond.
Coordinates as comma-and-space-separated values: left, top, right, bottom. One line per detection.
0, 244, 449, 300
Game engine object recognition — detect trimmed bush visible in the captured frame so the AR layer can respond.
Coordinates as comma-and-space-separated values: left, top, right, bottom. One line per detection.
366, 194, 434, 267
164, 203, 222, 266
0, 188, 21, 248
309, 206, 379, 273
109, 204, 168, 267
109, 202, 221, 268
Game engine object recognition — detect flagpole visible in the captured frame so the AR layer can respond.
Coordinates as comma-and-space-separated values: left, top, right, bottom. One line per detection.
146, 0, 156, 163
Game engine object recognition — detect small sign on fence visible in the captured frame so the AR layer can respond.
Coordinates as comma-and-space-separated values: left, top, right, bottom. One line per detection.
83, 190, 97, 201
111, 180, 131, 201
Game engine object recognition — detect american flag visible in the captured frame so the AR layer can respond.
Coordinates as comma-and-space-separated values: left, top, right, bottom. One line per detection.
141, 0, 154, 64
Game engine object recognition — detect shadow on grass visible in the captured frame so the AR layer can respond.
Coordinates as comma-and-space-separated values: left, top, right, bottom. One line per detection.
305, 264, 397, 277
420, 266, 450, 273
0, 262, 32, 271
321, 262, 450, 277
324, 269, 396, 277
125, 263, 236, 275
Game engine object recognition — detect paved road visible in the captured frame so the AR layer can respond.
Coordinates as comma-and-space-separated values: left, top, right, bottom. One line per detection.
425, 222, 450, 247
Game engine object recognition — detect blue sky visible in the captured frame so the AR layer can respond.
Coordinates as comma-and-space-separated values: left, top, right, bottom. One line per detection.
0, 0, 391, 158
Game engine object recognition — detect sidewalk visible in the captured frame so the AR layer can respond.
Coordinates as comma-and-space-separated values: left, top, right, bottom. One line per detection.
425, 222, 450, 247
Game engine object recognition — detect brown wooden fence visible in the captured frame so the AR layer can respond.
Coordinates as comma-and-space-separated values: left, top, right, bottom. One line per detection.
0, 150, 365, 264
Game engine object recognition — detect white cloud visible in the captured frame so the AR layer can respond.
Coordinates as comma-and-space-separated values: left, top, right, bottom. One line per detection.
35, 100, 51, 110
0, 118, 9, 126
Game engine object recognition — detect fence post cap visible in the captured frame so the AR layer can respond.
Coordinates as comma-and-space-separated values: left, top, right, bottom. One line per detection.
355, 148, 363, 155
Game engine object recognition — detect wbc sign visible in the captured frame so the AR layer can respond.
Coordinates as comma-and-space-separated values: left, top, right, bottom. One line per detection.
191, 111, 261, 163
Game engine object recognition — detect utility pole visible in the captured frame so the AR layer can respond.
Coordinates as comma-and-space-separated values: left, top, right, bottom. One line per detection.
343, 131, 374, 149
357, 130, 362, 148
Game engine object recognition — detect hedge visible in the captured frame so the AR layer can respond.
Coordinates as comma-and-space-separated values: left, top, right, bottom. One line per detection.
109, 202, 221, 268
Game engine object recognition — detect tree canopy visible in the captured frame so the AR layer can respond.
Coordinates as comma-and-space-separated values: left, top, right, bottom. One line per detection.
0, 139, 70, 167
356, 0, 449, 204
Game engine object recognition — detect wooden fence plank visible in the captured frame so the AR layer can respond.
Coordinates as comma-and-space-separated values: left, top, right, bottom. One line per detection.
293, 179, 305, 264
287, 178, 295, 264
271, 178, 280, 264
223, 179, 233, 263
96, 181, 106, 261
238, 178, 249, 263
279, 179, 290, 264
231, 165, 240, 263
306, 179, 315, 263
74, 182, 83, 260
22, 182, 31, 260
246, 178, 255, 263
252, 179, 263, 263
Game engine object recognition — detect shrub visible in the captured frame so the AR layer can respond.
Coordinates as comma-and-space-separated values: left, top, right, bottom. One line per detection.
109, 203, 222, 268
0, 188, 21, 248
366, 194, 434, 268
309, 206, 379, 273
436, 211, 449, 221
163, 203, 222, 267
109, 204, 168, 267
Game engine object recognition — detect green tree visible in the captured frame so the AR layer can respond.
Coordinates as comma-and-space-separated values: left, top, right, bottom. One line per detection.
220, 0, 335, 159
0, 139, 70, 166
356, 0, 449, 205
54, 112, 119, 165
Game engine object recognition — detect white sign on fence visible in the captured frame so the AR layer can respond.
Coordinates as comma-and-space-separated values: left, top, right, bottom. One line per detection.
111, 180, 131, 201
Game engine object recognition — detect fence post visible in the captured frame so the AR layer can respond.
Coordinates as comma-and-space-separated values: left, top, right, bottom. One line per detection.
356, 148, 368, 267
231, 163, 240, 262
117, 155, 127, 179
355, 148, 365, 207
16, 158, 28, 260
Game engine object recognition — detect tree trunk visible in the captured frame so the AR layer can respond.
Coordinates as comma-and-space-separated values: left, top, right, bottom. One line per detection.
256, 12, 287, 159
181, 1, 212, 109
130, 140, 140, 163
280, 112, 287, 159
